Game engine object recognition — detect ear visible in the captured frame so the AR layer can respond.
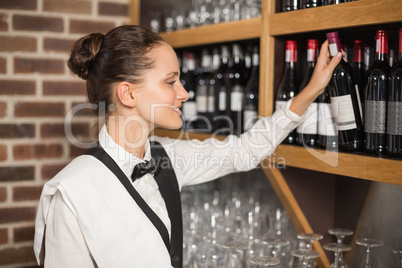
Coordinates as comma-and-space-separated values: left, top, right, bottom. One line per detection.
116, 81, 136, 108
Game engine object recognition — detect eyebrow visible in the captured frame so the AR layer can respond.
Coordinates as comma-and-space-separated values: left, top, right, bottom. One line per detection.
165, 72, 179, 78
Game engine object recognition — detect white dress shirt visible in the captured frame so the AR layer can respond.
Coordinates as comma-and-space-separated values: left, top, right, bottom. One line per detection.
34, 99, 306, 267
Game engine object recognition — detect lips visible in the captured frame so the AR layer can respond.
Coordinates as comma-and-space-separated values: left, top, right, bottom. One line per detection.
173, 105, 182, 115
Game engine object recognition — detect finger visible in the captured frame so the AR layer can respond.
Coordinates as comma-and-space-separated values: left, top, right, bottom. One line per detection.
327, 52, 342, 71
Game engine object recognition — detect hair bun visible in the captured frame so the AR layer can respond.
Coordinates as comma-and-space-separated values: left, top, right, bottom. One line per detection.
67, 33, 104, 80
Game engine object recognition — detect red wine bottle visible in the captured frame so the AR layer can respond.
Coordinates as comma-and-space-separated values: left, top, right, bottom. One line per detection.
364, 30, 391, 155
353, 40, 366, 117
181, 52, 197, 131
318, 86, 338, 150
387, 28, 402, 157
326, 31, 364, 151
297, 39, 319, 147
275, 40, 299, 144
195, 49, 211, 133
243, 45, 259, 132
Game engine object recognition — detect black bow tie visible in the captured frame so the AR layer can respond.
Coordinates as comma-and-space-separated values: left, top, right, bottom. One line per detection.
131, 156, 162, 181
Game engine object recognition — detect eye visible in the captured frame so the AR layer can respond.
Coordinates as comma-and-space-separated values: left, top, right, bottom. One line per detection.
167, 80, 176, 86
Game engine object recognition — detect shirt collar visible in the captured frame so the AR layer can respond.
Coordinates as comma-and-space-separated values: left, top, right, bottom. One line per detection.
98, 124, 152, 179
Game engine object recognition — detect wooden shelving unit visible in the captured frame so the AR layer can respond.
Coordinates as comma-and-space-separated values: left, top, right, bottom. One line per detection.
133, 0, 402, 266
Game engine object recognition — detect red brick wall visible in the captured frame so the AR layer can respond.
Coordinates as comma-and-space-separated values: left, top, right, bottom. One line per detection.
0, 0, 131, 266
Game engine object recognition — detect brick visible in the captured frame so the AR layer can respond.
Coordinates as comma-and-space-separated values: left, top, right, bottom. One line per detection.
13, 186, 42, 201
43, 0, 91, 14
71, 101, 97, 117
69, 19, 115, 34
70, 144, 87, 158
0, 187, 6, 202
0, 57, 6, 73
13, 144, 63, 160
0, 36, 36, 52
0, 80, 35, 95
13, 15, 63, 32
0, 145, 7, 161
41, 163, 67, 180
14, 57, 64, 74
14, 102, 65, 117
41, 122, 90, 138
0, 0, 37, 10
0, 228, 7, 244
43, 37, 75, 53
13, 226, 35, 243
0, 124, 35, 138
99, 2, 128, 17
43, 80, 86, 96
0, 14, 8, 31
0, 102, 6, 117
0, 166, 35, 182
0, 245, 36, 266
0, 207, 36, 224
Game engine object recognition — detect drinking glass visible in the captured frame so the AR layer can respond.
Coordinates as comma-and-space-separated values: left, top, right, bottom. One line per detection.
249, 256, 280, 267
323, 242, 351, 268
296, 232, 323, 250
392, 248, 402, 268
356, 238, 383, 268
328, 228, 353, 267
262, 238, 290, 266
223, 241, 249, 268
291, 249, 320, 268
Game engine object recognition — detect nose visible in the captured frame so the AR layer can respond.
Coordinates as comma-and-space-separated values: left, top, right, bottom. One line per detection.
177, 81, 189, 102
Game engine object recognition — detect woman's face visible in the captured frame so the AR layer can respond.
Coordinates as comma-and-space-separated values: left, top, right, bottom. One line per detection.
134, 43, 189, 130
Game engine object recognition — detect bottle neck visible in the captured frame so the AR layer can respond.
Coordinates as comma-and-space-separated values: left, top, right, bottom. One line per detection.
376, 35, 388, 62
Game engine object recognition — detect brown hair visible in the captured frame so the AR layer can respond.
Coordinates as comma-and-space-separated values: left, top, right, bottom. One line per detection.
67, 25, 166, 117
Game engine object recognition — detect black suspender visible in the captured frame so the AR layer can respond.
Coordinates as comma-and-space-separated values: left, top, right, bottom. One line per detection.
85, 141, 183, 268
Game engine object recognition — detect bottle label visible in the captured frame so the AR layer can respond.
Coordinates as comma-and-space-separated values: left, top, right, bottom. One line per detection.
182, 101, 197, 120
207, 95, 215, 113
243, 110, 258, 131
297, 103, 318, 134
307, 48, 316, 62
330, 95, 357, 131
364, 100, 386, 134
387, 101, 402, 135
219, 90, 226, 111
230, 90, 244, 112
318, 103, 337, 136
328, 43, 339, 57
196, 95, 208, 113
285, 49, 297, 63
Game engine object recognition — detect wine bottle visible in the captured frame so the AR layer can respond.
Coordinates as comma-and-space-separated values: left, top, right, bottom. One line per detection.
353, 40, 366, 117
181, 51, 197, 131
208, 48, 219, 132
364, 30, 391, 155
275, 40, 299, 144
282, 0, 298, 11
326, 31, 364, 151
243, 45, 259, 132
318, 87, 338, 150
228, 44, 245, 136
387, 28, 402, 158
216, 45, 231, 135
297, 39, 319, 147
195, 49, 211, 133
300, 0, 321, 9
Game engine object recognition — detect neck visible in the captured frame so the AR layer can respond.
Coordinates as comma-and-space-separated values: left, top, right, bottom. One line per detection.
106, 113, 151, 159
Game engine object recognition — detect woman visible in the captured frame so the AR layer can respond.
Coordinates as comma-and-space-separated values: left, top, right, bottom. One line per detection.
34, 25, 341, 267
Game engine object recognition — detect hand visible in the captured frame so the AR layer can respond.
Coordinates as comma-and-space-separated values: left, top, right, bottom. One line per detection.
307, 40, 343, 96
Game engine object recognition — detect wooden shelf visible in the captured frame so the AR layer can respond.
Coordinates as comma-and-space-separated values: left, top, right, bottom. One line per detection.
269, 0, 402, 36
160, 17, 261, 48
270, 145, 402, 186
